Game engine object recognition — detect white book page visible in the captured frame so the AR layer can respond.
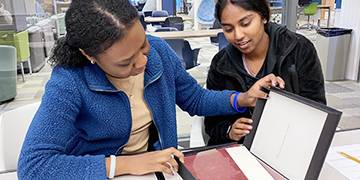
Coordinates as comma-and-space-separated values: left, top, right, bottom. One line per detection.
226, 146, 274, 180
114, 173, 157, 180
114, 172, 183, 180
250, 91, 328, 179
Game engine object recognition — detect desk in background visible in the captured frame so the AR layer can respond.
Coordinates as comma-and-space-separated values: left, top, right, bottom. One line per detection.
319, 128, 360, 180
145, 16, 193, 24
144, 17, 167, 23
148, 29, 222, 39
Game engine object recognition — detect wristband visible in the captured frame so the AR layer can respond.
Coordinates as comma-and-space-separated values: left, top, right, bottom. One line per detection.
232, 92, 247, 113
109, 155, 116, 178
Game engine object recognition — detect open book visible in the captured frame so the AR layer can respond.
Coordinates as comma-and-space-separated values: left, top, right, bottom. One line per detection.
182, 144, 274, 180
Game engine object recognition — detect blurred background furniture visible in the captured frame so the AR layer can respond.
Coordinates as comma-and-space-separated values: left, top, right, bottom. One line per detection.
154, 27, 178, 32
51, 13, 66, 38
189, 84, 209, 148
151, 10, 169, 17
217, 32, 228, 51
269, 0, 283, 7
209, 19, 221, 44
0, 45, 17, 103
299, 2, 319, 30
0, 30, 31, 82
196, 0, 215, 28
149, 29, 222, 39
0, 0, 29, 32
26, 26, 46, 73
139, 14, 147, 31
163, 16, 184, 31
142, 0, 156, 13
143, 11, 153, 17
189, 116, 208, 148
150, 10, 169, 26
0, 102, 40, 173
36, 19, 55, 57
55, 1, 71, 14
165, 39, 200, 70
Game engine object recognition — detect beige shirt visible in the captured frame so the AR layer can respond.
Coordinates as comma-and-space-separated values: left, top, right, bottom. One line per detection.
107, 72, 152, 154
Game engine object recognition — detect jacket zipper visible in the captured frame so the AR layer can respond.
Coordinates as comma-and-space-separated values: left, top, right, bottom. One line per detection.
277, 38, 297, 73
144, 73, 163, 149
115, 72, 163, 154
114, 91, 132, 155
144, 98, 163, 150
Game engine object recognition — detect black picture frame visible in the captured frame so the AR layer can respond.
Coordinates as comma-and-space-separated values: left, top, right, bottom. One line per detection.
244, 87, 342, 180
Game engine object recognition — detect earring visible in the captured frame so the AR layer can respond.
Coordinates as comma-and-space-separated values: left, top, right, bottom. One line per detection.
90, 60, 95, 64
263, 20, 267, 24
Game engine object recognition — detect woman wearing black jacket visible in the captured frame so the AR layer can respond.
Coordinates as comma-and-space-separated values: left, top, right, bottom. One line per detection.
205, 0, 326, 145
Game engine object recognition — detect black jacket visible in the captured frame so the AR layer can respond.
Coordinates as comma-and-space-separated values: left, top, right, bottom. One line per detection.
205, 23, 326, 145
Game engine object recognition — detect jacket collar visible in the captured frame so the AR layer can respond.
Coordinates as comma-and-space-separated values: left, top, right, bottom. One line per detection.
217, 22, 298, 77
84, 45, 163, 92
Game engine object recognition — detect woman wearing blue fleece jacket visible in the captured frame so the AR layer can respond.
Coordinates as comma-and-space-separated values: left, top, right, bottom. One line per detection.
17, 0, 284, 179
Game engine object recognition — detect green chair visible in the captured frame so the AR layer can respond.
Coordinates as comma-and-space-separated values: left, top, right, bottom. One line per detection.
0, 30, 31, 82
0, 45, 17, 103
300, 2, 319, 30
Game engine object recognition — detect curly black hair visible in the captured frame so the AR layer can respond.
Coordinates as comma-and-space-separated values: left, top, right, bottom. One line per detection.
215, 0, 270, 24
49, 0, 139, 67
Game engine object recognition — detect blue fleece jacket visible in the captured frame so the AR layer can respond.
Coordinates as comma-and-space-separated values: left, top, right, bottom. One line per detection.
17, 36, 238, 179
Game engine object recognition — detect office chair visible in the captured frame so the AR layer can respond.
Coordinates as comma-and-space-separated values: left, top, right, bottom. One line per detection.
0, 45, 17, 103
299, 2, 319, 30
269, 0, 283, 7
189, 116, 208, 147
163, 17, 184, 31
139, 14, 147, 31
183, 40, 200, 69
210, 19, 221, 44
189, 84, 209, 148
151, 10, 169, 17
217, 32, 229, 51
137, 2, 146, 11
0, 30, 31, 82
150, 10, 169, 26
165, 39, 200, 70
298, 0, 313, 6
143, 11, 152, 17
0, 102, 40, 173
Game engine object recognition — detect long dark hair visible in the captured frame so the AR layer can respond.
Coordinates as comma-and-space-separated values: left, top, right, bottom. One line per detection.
49, 0, 139, 67
215, 0, 270, 24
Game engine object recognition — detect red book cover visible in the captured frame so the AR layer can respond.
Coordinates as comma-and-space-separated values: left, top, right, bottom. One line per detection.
183, 148, 248, 180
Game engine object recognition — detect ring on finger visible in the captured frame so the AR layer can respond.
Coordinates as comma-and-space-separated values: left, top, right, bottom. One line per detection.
166, 162, 175, 174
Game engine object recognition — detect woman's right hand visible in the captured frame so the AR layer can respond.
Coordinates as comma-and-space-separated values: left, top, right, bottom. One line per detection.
119, 147, 184, 176
237, 73, 284, 107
